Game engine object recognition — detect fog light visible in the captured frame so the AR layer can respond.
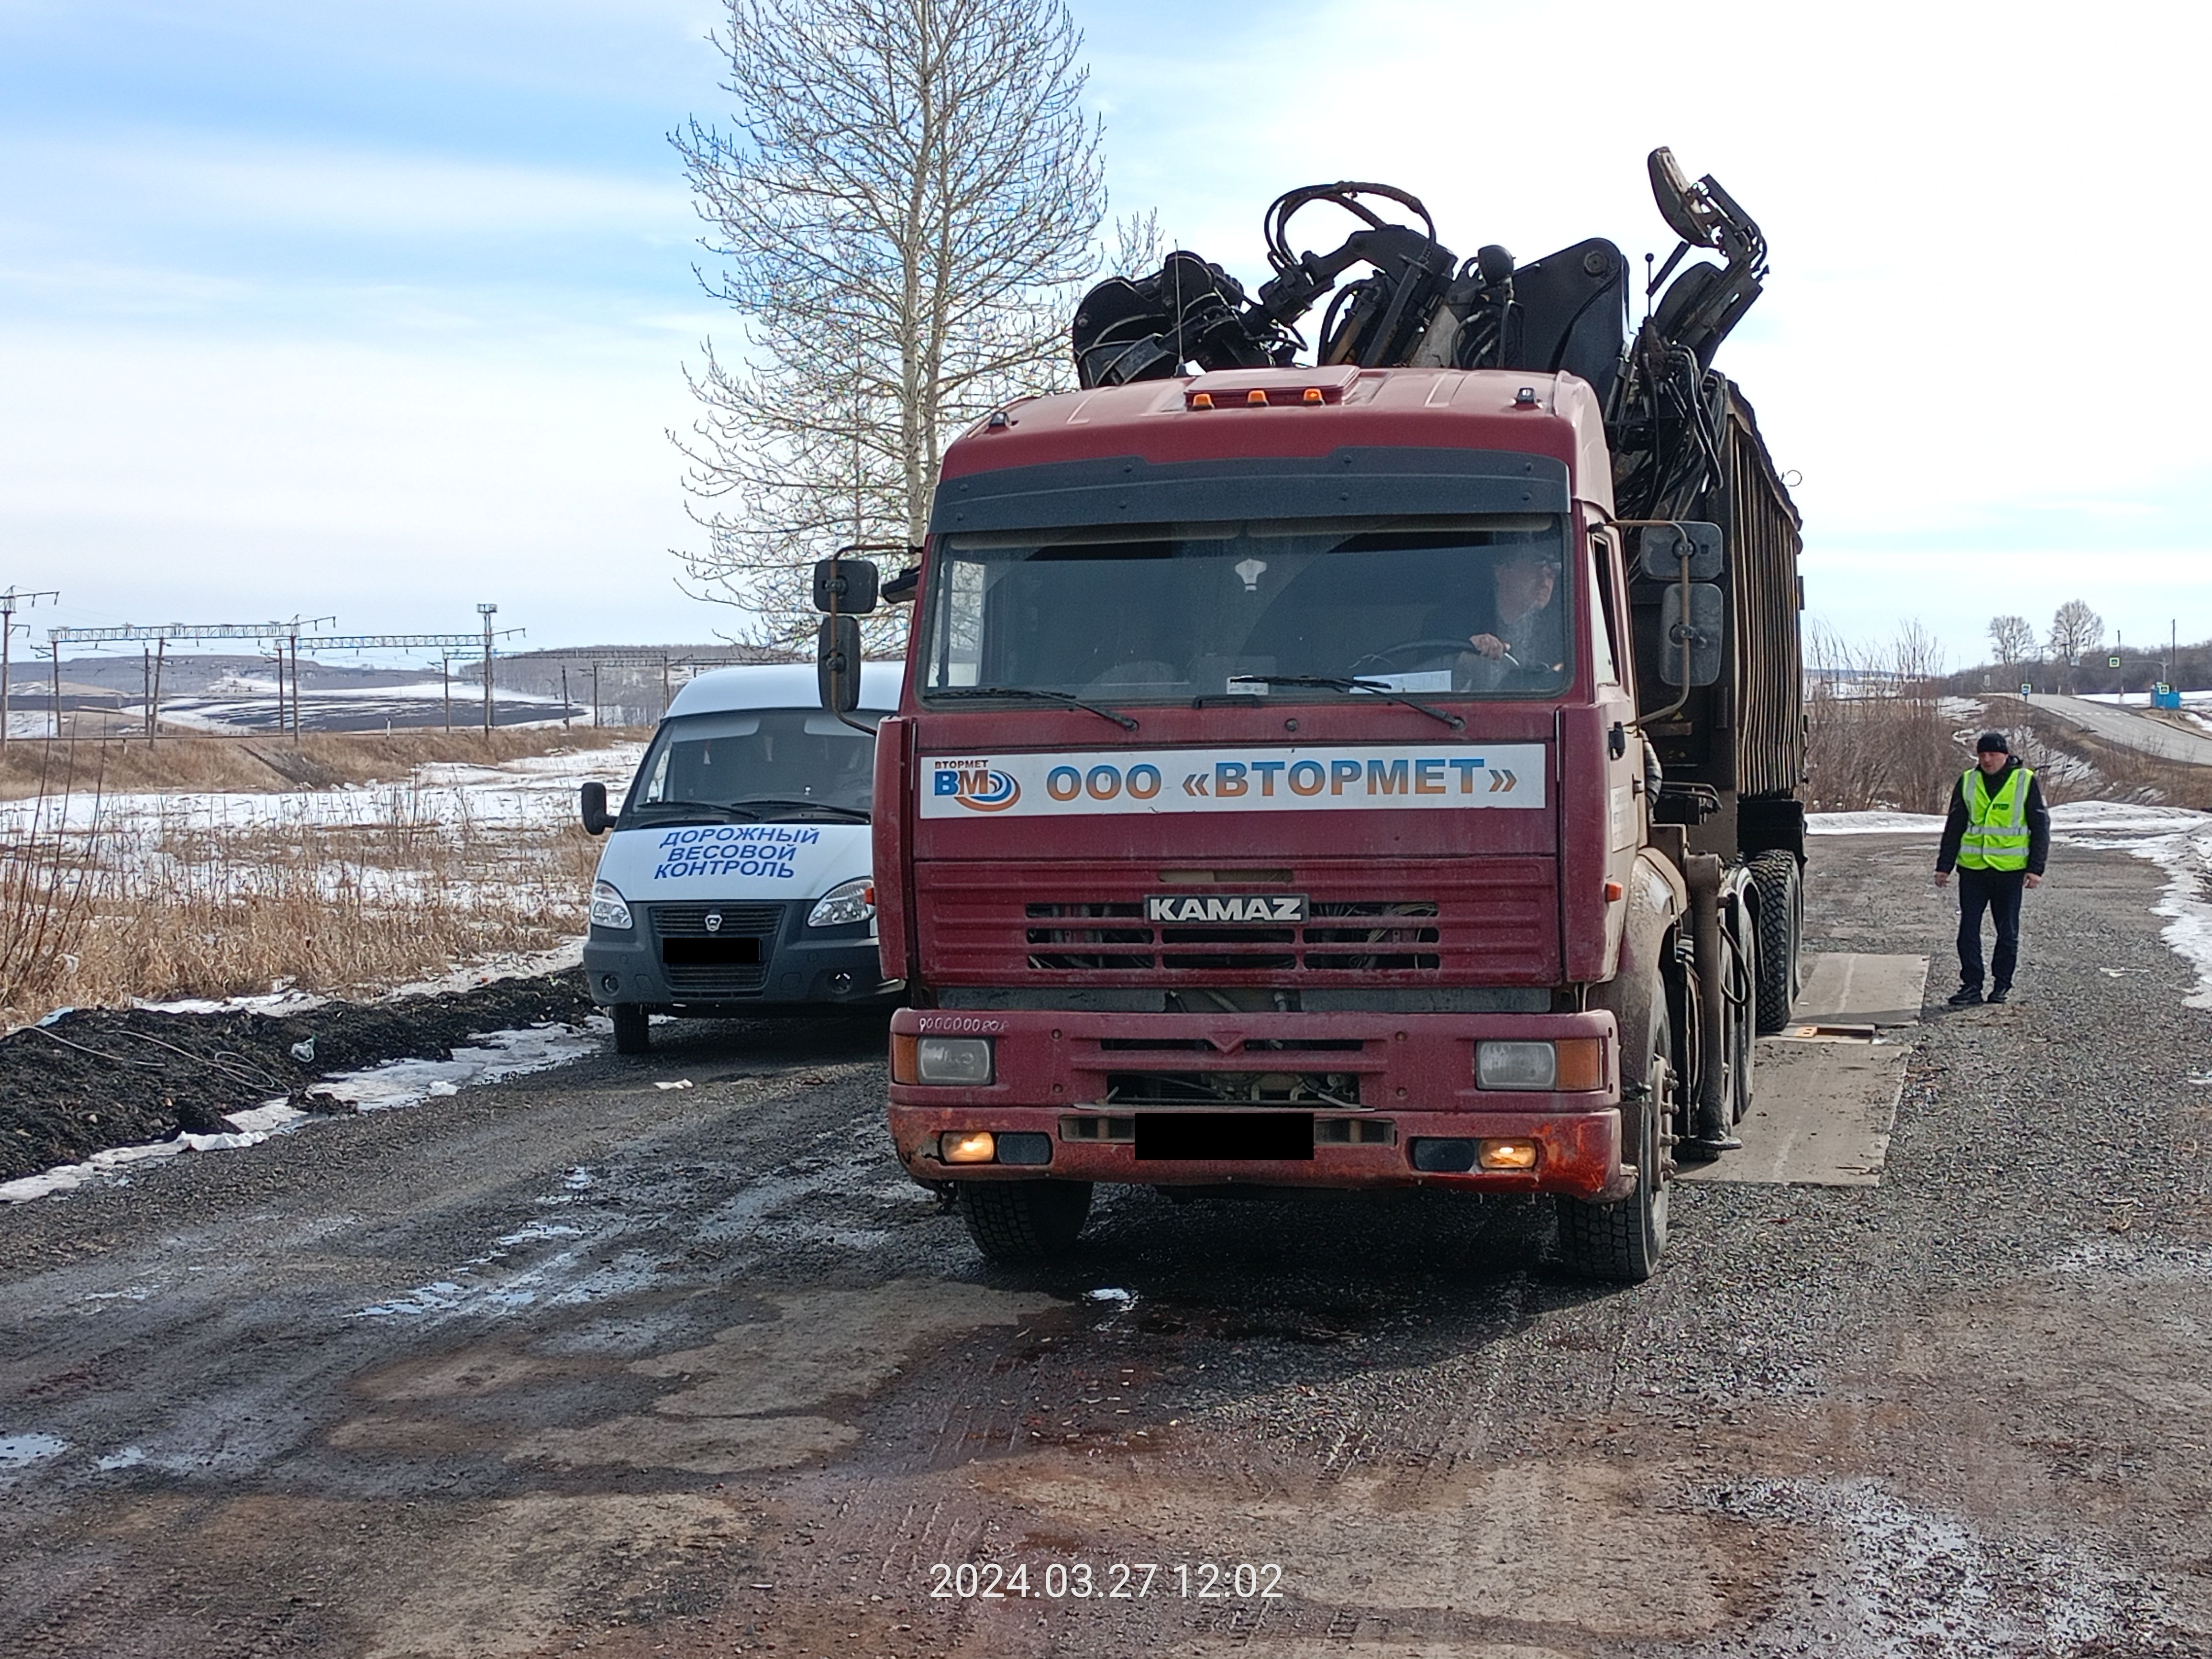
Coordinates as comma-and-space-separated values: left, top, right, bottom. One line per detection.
599, 973, 620, 995
941, 1130, 996, 1164
916, 1036, 994, 1084
1410, 1138, 1478, 1173
1478, 1138, 1540, 1171
1476, 1040, 1556, 1090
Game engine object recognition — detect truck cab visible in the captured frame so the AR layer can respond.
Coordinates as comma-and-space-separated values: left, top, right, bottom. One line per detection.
580, 662, 906, 1053
867, 365, 1750, 1276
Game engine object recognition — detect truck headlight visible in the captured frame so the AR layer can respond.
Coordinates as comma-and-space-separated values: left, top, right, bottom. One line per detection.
589, 880, 633, 931
1476, 1040, 1556, 1090
807, 877, 876, 928
915, 1036, 994, 1085
1474, 1039, 1603, 1091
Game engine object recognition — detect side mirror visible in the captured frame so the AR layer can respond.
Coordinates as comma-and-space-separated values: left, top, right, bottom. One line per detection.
818, 615, 863, 713
882, 565, 920, 606
813, 557, 879, 616
1658, 582, 1726, 687
579, 780, 612, 836
1636, 522, 1723, 582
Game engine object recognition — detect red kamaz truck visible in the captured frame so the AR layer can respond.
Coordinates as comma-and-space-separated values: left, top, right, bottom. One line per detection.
819, 153, 1804, 1280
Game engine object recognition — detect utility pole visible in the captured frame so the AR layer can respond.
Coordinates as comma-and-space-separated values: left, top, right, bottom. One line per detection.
0, 587, 59, 749
560, 665, 571, 729
590, 663, 600, 729
142, 647, 153, 738
477, 603, 498, 737
48, 647, 61, 742
442, 654, 452, 732
149, 638, 166, 745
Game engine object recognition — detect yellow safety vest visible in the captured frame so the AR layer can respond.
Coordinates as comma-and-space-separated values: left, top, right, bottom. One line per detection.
1958, 765, 2033, 871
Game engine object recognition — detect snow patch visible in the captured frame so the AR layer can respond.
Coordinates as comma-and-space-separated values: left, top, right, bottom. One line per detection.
2049, 804, 2212, 1007
310, 1022, 603, 1112
0, 1432, 69, 1469
0, 1097, 308, 1204
1807, 810, 1947, 835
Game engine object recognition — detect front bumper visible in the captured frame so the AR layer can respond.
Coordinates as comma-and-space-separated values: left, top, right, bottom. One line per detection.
887, 1006, 1626, 1200
585, 903, 902, 1011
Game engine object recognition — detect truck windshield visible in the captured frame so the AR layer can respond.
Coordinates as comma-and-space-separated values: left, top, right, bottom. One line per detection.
621, 708, 881, 826
921, 515, 1571, 703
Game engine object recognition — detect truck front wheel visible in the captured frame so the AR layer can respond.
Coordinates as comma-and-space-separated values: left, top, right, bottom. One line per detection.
1556, 1013, 1672, 1283
961, 1181, 1093, 1263
610, 1004, 650, 1056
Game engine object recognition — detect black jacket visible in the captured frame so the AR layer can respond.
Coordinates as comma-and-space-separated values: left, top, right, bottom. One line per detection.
1936, 756, 2049, 876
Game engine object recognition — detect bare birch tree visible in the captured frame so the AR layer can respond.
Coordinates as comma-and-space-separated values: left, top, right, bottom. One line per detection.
1988, 613, 2035, 668
673, 0, 1106, 649
2047, 598, 2103, 690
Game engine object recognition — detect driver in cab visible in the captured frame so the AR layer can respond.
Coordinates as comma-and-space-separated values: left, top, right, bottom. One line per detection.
1457, 546, 1564, 690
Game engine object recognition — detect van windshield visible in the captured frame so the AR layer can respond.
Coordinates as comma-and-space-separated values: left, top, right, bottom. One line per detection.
620, 708, 882, 827
921, 515, 1571, 703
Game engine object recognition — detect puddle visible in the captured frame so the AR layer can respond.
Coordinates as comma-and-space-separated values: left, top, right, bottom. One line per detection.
0, 1432, 69, 1469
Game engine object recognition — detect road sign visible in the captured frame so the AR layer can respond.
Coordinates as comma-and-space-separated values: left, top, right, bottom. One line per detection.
2020, 682, 2033, 695
2108, 654, 2123, 668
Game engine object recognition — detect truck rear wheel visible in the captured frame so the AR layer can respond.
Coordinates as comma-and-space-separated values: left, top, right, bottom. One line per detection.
961, 1181, 1093, 1263
1556, 1011, 1672, 1283
611, 1004, 650, 1056
1747, 852, 1803, 1035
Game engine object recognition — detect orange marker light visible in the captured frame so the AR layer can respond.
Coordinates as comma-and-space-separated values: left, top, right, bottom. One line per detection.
1304, 387, 1324, 404
1247, 389, 1269, 405
1554, 1038, 1604, 1093
1478, 1138, 1540, 1171
1604, 879, 1625, 902
891, 1032, 918, 1083
941, 1130, 996, 1164
1190, 392, 1214, 409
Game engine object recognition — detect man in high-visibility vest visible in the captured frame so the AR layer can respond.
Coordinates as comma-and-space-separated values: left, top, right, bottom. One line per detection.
1934, 731, 2050, 1005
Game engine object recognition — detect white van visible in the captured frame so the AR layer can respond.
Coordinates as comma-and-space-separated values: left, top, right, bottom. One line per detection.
578, 662, 905, 1054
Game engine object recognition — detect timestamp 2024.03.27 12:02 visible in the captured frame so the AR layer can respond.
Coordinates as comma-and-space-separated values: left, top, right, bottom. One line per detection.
928, 1561, 1287, 1602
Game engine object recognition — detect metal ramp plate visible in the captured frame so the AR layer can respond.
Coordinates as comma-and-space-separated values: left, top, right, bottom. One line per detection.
1677, 953, 1926, 1189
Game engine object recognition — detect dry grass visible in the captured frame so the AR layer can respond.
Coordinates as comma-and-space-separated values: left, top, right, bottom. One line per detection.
1804, 623, 1964, 813
0, 727, 649, 802
0, 756, 619, 1023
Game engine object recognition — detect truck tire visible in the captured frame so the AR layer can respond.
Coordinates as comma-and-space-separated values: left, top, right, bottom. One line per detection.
1747, 852, 1802, 1036
1730, 907, 1756, 1124
961, 1181, 1093, 1263
611, 1004, 650, 1056
1556, 1009, 1671, 1283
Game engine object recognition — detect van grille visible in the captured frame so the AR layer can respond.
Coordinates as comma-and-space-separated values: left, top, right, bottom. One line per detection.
648, 903, 784, 996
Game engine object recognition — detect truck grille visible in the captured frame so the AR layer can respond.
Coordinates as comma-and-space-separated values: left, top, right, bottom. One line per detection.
1025, 900, 1439, 971
648, 903, 783, 996
917, 859, 1558, 984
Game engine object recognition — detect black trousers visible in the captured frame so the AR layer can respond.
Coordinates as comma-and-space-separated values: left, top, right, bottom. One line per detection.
1956, 867, 2026, 990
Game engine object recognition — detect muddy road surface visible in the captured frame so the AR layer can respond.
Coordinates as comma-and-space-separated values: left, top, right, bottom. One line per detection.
3, 835, 2209, 1658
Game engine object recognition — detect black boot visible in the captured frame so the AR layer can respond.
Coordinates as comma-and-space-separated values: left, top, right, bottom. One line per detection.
1947, 984, 1983, 1006
1987, 984, 2010, 1005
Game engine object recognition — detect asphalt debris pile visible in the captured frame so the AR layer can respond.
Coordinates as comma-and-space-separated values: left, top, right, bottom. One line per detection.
0, 971, 596, 1181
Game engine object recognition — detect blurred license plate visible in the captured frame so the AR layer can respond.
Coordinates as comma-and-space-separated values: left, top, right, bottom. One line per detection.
1133, 1112, 1313, 1161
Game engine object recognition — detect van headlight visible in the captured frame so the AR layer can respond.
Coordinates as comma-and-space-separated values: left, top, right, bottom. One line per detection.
807, 878, 876, 928
589, 881, 633, 931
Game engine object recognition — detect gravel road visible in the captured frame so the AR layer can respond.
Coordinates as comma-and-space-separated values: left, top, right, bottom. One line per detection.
0, 833, 2207, 1658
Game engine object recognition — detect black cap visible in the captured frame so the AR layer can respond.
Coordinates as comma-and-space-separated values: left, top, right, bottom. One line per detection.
1975, 731, 2010, 754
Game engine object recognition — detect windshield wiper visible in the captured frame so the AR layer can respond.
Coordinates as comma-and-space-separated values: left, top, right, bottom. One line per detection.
1228, 675, 1464, 730
928, 686, 1138, 730
724, 797, 871, 822
625, 798, 749, 822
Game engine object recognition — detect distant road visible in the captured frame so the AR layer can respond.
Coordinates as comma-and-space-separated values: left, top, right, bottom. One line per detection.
2014, 692, 2212, 765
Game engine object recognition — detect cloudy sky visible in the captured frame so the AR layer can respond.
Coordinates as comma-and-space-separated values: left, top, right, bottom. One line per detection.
2, 0, 2205, 667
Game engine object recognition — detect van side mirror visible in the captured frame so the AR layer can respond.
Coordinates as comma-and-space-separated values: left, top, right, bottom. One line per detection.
813, 557, 879, 615
1636, 522, 1722, 582
579, 780, 612, 835
818, 615, 863, 713
1658, 582, 1726, 686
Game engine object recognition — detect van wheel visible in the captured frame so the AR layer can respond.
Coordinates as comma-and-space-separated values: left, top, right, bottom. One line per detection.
1556, 1005, 1671, 1283
611, 1004, 650, 1056
1747, 852, 1802, 1035
961, 1181, 1093, 1263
